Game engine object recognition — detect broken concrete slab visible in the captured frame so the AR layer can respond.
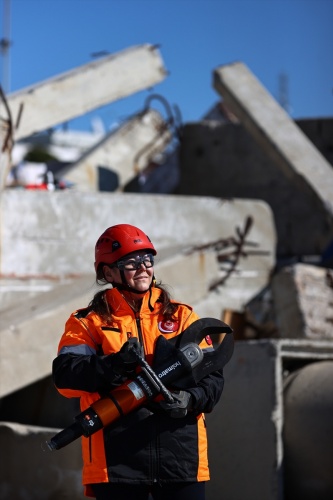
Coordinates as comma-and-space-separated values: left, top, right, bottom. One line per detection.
0, 190, 276, 278
0, 275, 95, 398
157, 251, 218, 305
61, 109, 171, 191
271, 263, 333, 340
2, 44, 166, 142
0, 191, 275, 396
192, 228, 276, 320
213, 62, 333, 250
0, 277, 72, 313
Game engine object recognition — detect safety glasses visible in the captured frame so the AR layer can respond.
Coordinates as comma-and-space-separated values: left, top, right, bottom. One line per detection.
116, 254, 154, 271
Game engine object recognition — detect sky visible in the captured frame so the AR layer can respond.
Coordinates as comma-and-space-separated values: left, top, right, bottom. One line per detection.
0, 0, 332, 132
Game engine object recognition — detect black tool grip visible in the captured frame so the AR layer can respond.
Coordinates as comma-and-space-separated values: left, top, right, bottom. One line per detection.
46, 421, 83, 451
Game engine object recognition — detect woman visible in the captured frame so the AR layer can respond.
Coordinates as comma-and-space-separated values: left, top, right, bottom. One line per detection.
52, 224, 225, 500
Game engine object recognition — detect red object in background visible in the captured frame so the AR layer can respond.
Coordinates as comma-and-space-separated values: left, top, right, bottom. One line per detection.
25, 184, 48, 190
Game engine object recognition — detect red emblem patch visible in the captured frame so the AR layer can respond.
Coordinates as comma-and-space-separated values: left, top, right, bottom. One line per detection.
205, 335, 213, 345
158, 320, 179, 333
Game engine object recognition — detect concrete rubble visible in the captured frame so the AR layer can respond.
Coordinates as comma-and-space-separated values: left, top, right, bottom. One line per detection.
0, 48, 333, 500
213, 62, 333, 222
61, 108, 172, 192
206, 338, 333, 500
272, 263, 333, 340
0, 422, 83, 500
0, 191, 275, 399
1, 44, 166, 142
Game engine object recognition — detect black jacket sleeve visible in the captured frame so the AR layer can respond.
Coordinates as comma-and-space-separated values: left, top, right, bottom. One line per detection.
187, 369, 224, 414
52, 353, 124, 394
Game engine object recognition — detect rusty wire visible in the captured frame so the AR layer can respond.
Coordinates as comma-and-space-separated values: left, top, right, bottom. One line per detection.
133, 94, 181, 174
0, 86, 24, 190
0, 85, 23, 154
187, 215, 271, 290
0, 84, 13, 154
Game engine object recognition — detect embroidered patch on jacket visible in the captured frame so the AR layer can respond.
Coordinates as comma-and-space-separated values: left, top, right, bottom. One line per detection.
158, 320, 180, 333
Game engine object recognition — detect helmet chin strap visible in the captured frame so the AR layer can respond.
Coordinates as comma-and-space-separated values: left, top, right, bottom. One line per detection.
112, 270, 155, 295
112, 271, 156, 312
112, 282, 149, 294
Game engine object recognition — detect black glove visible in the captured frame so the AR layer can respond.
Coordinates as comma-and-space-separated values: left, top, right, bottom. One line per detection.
158, 390, 193, 418
112, 338, 142, 377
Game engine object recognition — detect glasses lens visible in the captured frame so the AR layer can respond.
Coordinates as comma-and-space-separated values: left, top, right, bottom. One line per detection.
142, 255, 154, 268
118, 254, 154, 271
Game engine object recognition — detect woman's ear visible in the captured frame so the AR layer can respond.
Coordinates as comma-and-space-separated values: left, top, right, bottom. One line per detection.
103, 265, 114, 283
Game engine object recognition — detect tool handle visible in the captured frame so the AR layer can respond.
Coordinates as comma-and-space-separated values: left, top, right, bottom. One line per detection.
134, 351, 175, 403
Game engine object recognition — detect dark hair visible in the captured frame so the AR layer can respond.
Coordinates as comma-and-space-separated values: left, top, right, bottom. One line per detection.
95, 263, 111, 285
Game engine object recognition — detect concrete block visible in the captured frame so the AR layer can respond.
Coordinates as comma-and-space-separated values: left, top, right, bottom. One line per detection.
206, 338, 333, 500
272, 263, 333, 340
206, 340, 283, 500
283, 361, 333, 499
0, 422, 84, 499
0, 191, 276, 279
0, 277, 67, 313
213, 62, 333, 252
213, 62, 333, 210
157, 251, 218, 305
0, 275, 95, 398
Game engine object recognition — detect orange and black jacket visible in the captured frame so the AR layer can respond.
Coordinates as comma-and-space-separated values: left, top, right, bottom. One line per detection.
52, 287, 224, 496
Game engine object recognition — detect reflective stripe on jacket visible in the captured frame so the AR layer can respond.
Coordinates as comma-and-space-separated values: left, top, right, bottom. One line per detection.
52, 287, 224, 496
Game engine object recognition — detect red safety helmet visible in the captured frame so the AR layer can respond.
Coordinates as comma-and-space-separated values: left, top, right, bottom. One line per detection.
94, 224, 156, 271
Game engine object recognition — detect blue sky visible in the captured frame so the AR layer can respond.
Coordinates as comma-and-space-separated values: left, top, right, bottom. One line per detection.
1, 0, 332, 131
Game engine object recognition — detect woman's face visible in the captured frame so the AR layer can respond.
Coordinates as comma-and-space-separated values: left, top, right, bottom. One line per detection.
104, 250, 154, 293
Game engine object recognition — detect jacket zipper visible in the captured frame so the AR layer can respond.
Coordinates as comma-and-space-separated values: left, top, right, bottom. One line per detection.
89, 436, 92, 462
136, 316, 145, 357
136, 315, 158, 483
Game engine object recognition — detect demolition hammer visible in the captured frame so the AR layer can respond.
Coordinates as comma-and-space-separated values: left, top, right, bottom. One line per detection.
46, 318, 234, 452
